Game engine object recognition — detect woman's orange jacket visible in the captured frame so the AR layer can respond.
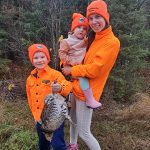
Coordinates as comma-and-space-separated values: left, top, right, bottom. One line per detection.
71, 26, 120, 101
26, 65, 72, 121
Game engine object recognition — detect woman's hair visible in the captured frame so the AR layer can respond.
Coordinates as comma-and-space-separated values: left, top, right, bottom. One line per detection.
87, 29, 96, 51
86, 23, 109, 51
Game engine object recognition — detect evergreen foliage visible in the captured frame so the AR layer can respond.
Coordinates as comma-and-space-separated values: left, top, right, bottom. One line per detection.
105, 0, 150, 101
0, 0, 149, 101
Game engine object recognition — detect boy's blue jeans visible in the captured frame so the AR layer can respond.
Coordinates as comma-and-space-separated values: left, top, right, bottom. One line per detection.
36, 122, 67, 150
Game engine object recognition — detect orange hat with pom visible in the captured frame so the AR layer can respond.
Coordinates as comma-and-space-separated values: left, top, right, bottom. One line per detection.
28, 44, 50, 64
86, 0, 110, 25
71, 13, 88, 32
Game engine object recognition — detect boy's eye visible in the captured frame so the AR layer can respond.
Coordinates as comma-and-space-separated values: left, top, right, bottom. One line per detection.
33, 57, 38, 59
41, 56, 45, 59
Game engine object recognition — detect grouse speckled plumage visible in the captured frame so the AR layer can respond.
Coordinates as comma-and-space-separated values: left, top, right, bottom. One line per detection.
41, 93, 70, 141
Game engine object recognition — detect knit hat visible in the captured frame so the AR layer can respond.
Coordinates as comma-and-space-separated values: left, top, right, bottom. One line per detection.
86, 0, 110, 25
28, 44, 50, 64
71, 13, 88, 32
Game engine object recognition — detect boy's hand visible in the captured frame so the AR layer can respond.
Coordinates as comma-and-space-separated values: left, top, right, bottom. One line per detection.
51, 82, 62, 93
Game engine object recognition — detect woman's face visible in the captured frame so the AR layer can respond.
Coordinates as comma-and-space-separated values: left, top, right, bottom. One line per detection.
88, 14, 106, 32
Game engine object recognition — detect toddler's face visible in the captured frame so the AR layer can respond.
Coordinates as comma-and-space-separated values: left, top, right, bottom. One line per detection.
33, 52, 48, 69
88, 14, 106, 32
73, 26, 87, 39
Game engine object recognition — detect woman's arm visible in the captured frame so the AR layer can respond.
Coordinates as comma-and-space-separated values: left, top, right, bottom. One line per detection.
63, 39, 120, 78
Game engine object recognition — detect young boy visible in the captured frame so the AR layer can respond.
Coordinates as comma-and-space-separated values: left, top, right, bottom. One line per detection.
59, 13, 101, 109
26, 44, 72, 150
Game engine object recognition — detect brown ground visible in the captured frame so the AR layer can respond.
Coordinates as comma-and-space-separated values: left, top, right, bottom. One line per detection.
0, 92, 150, 150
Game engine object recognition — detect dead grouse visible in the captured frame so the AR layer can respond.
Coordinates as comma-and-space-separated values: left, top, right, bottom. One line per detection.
41, 93, 71, 141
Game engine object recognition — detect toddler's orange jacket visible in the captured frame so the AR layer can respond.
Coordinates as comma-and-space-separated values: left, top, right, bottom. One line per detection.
71, 26, 120, 101
26, 65, 72, 121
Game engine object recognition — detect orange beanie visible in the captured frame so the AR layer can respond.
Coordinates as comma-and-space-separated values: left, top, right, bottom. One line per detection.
86, 0, 110, 25
71, 13, 88, 32
28, 44, 50, 64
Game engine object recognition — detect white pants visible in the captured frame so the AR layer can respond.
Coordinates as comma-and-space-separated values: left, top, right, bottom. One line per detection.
69, 93, 101, 150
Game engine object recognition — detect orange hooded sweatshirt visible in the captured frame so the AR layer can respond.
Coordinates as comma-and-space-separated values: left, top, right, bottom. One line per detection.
71, 26, 120, 101
26, 65, 72, 121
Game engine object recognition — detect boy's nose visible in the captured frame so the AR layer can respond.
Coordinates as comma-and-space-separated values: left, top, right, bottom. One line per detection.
38, 58, 43, 62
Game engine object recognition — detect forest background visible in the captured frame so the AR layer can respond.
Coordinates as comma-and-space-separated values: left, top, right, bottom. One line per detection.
0, 0, 150, 150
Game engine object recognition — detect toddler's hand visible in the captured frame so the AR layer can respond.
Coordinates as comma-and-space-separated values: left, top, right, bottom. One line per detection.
51, 82, 62, 93
62, 66, 72, 75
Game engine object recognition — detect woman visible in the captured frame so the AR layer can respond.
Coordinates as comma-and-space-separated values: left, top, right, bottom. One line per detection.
62, 0, 120, 150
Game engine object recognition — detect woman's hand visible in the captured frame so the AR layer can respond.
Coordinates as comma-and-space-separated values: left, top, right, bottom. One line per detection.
51, 82, 62, 93
62, 66, 72, 75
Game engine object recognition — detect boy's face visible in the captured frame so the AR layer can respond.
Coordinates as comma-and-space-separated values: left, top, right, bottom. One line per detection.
33, 51, 48, 69
73, 26, 87, 39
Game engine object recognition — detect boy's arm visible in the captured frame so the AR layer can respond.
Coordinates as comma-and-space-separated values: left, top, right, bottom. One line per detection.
54, 71, 72, 97
58, 40, 71, 65
26, 80, 32, 111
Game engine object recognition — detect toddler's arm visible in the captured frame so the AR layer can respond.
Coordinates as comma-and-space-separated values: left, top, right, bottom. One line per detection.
58, 40, 71, 65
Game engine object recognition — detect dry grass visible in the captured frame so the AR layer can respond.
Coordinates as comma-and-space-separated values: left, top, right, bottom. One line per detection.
0, 102, 5, 123
116, 93, 150, 120
0, 99, 35, 131
97, 93, 150, 150
0, 93, 150, 150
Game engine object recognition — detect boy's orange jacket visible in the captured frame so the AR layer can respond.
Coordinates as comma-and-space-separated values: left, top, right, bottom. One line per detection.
26, 65, 72, 121
71, 26, 120, 101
